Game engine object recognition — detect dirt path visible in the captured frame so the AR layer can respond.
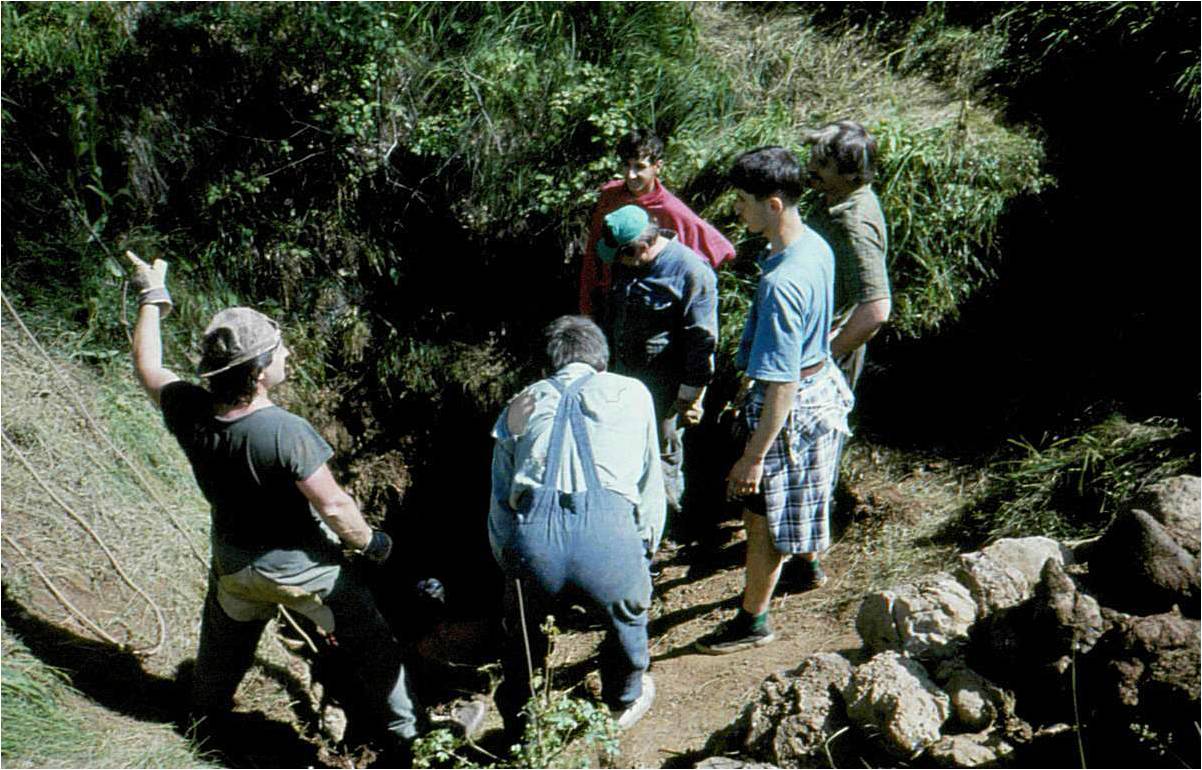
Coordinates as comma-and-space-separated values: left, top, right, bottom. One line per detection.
547, 443, 970, 768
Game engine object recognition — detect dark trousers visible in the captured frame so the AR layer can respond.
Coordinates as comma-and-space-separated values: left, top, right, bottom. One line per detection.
191, 565, 422, 742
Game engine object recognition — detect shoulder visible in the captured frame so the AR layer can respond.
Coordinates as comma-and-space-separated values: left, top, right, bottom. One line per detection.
251, 406, 322, 440
668, 243, 717, 287
833, 186, 885, 226
160, 381, 211, 429
597, 179, 628, 206
590, 371, 654, 404
652, 185, 704, 222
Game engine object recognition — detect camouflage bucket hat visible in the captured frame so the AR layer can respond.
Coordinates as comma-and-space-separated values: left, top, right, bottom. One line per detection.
198, 307, 281, 378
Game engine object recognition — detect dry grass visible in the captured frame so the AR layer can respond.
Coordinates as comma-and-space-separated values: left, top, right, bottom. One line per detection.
693, 3, 964, 132
1, 303, 332, 763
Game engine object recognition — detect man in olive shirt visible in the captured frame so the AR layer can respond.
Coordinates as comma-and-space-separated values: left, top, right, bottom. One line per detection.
804, 121, 891, 391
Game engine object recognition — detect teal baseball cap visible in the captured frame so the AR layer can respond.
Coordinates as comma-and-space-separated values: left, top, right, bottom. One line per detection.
597, 205, 652, 264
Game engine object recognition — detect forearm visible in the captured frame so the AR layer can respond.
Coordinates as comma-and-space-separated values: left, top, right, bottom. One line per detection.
831, 298, 890, 359
133, 304, 164, 375
314, 492, 373, 550
132, 304, 177, 403
741, 380, 798, 460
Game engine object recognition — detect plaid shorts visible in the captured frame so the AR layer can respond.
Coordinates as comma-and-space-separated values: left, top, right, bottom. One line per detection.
742, 363, 853, 554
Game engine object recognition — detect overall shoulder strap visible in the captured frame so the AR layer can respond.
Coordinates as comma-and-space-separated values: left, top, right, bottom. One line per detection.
565, 376, 604, 490
538, 374, 592, 486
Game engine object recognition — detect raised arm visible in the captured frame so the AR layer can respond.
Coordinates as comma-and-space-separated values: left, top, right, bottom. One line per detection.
126, 251, 179, 406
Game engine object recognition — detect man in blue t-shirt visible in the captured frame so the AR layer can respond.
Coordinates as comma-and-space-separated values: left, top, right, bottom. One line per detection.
694, 147, 853, 655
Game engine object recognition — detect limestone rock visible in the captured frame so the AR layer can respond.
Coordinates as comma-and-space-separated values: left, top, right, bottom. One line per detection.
856, 572, 977, 660
925, 732, 1016, 767
1083, 508, 1200, 617
956, 536, 1072, 616
970, 560, 1107, 721
738, 653, 853, 767
934, 660, 1004, 732
1128, 475, 1201, 558
843, 651, 950, 758
1082, 611, 1200, 764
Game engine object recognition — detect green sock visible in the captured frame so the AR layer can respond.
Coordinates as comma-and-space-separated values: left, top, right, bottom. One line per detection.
739, 608, 769, 632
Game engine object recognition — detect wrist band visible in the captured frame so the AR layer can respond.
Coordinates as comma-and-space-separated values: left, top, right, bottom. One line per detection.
138, 286, 173, 316
362, 530, 393, 564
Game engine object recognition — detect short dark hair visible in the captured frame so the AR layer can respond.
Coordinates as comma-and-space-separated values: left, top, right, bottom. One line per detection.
805, 120, 878, 184
616, 129, 664, 163
544, 315, 609, 372
207, 349, 274, 405
728, 146, 804, 204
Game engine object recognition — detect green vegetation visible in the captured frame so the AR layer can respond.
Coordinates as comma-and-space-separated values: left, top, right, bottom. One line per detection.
952, 415, 1198, 546
412, 618, 618, 769
1, 631, 215, 768
2, 1, 1196, 765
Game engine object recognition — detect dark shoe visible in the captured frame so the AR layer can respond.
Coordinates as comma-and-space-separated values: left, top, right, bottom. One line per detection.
611, 674, 655, 730
783, 557, 828, 592
693, 617, 775, 655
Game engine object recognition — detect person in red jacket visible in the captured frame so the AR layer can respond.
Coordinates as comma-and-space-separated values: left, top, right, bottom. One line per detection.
579, 129, 735, 318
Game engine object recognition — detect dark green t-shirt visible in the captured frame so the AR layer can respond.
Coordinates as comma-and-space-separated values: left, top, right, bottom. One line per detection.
812, 185, 891, 315
161, 381, 340, 575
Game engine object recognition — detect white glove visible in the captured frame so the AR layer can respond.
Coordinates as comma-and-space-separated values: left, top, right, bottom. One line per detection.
125, 250, 173, 317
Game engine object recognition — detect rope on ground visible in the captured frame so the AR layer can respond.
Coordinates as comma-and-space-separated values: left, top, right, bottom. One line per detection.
2, 429, 167, 657
1, 289, 207, 567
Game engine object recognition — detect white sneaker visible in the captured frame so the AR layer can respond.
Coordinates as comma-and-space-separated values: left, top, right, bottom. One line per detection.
613, 673, 655, 730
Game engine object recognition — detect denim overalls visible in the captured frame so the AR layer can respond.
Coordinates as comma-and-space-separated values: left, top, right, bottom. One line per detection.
490, 373, 652, 725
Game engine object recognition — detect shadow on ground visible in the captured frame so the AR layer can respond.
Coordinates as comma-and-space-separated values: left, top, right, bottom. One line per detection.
1, 587, 323, 768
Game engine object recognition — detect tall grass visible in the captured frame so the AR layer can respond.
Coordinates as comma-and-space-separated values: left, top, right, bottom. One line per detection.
951, 414, 1199, 546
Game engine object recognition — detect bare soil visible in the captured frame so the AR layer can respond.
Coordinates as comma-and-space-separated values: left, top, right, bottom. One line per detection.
536, 441, 970, 768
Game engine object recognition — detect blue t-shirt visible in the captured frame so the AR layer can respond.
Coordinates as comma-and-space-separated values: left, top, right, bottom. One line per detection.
735, 227, 835, 382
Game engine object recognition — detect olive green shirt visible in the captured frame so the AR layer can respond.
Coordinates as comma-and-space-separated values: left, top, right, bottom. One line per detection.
816, 185, 890, 317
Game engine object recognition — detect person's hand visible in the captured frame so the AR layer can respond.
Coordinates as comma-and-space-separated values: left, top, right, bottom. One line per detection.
125, 250, 173, 316
674, 396, 704, 426
725, 453, 765, 500
360, 529, 393, 565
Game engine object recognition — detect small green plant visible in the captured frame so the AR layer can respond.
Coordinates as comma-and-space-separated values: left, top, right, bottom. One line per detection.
411, 616, 619, 769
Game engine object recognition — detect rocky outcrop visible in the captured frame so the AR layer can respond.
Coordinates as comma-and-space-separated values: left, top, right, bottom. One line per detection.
925, 731, 1016, 767
1082, 610, 1200, 754
736, 653, 853, 767
933, 660, 1006, 732
843, 651, 950, 758
955, 536, 1072, 616
971, 558, 1107, 723
1128, 475, 1201, 558
856, 572, 976, 660
1080, 508, 1200, 617
706, 477, 1201, 768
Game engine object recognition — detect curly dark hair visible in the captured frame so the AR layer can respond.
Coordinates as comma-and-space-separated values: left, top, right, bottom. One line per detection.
206, 349, 276, 406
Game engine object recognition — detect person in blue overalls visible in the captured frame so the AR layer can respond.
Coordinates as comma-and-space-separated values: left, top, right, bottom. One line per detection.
488, 315, 666, 740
